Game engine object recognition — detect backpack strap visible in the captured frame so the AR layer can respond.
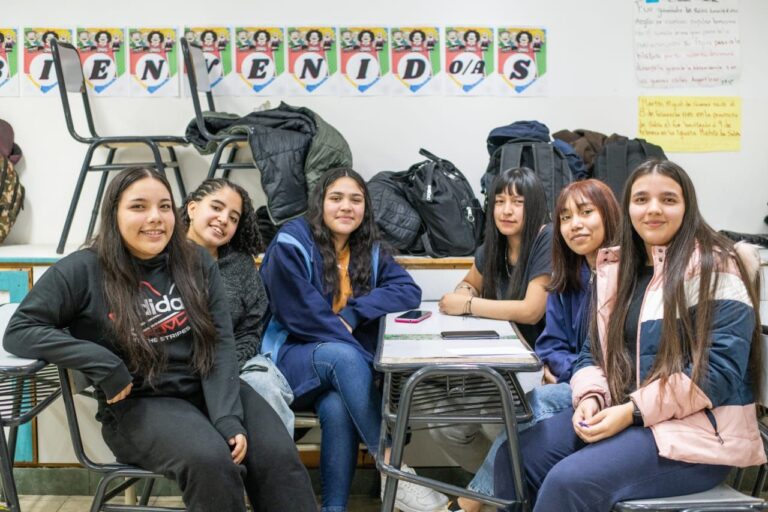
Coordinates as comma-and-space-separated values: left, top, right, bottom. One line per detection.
499, 143, 524, 173
531, 143, 557, 209
604, 141, 628, 196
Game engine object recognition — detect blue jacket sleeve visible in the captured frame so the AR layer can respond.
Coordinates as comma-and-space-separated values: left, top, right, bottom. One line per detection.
338, 253, 421, 330
571, 334, 595, 376
534, 293, 578, 383
261, 237, 358, 345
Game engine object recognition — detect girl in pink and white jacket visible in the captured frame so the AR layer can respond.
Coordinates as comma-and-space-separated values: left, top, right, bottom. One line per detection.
494, 159, 765, 511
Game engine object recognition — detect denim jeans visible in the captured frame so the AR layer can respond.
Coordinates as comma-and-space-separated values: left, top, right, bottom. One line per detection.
464, 382, 573, 496
240, 354, 295, 436
310, 342, 383, 512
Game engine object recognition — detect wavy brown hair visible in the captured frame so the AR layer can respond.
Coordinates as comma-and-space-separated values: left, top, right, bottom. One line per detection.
306, 168, 378, 302
91, 167, 218, 382
593, 159, 762, 404
550, 179, 620, 294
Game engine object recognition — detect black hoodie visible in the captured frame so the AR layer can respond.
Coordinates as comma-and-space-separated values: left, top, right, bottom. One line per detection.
3, 246, 245, 440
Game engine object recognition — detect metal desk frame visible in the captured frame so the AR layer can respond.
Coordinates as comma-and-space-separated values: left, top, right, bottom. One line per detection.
374, 319, 541, 512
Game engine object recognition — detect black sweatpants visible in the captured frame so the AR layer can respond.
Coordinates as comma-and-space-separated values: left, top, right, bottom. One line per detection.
101, 380, 317, 512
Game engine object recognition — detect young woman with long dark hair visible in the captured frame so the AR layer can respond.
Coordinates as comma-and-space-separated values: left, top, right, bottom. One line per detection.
494, 160, 766, 511
259, 167, 448, 512
182, 178, 295, 434
433, 167, 553, 475
438, 167, 552, 345
3, 168, 316, 512
450, 179, 621, 512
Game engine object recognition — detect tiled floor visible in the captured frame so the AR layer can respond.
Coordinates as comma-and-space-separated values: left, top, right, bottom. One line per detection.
14, 494, 384, 511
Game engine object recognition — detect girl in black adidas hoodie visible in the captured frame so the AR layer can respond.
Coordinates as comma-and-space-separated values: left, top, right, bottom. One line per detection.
3, 168, 316, 512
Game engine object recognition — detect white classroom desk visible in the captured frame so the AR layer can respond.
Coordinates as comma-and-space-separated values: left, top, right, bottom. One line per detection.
375, 301, 541, 512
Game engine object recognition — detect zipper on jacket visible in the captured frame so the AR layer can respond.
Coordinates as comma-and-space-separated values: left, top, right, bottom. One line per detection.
466, 206, 474, 223
704, 409, 724, 445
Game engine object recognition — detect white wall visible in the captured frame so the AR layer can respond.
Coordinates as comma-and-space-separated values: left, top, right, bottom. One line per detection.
2, 0, 767, 248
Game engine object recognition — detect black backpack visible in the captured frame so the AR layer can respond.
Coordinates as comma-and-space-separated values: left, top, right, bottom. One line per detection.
593, 136, 667, 199
368, 170, 422, 252
401, 149, 484, 257
482, 139, 572, 213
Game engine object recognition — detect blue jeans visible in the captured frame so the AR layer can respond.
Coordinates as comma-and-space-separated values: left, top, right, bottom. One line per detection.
494, 409, 731, 511
467, 382, 572, 496
310, 342, 383, 512
240, 354, 295, 436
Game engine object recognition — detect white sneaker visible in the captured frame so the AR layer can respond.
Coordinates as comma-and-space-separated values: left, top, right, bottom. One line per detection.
381, 463, 449, 512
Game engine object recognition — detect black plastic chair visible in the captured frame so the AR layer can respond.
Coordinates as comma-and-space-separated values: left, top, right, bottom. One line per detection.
50, 39, 188, 254
58, 367, 184, 512
179, 38, 256, 180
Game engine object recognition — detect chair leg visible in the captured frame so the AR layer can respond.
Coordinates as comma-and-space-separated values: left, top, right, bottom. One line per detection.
86, 149, 115, 242
207, 141, 230, 180
139, 478, 155, 506
222, 145, 239, 180
754, 465, 767, 497
0, 417, 21, 512
167, 147, 186, 200
57, 145, 97, 254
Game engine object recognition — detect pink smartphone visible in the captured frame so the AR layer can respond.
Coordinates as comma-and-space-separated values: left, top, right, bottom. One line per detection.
394, 310, 432, 323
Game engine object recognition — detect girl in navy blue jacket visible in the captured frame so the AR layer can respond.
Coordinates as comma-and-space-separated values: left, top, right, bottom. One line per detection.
259, 168, 448, 512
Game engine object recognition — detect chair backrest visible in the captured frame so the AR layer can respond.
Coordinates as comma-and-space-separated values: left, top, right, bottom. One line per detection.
180, 38, 220, 143
50, 39, 97, 143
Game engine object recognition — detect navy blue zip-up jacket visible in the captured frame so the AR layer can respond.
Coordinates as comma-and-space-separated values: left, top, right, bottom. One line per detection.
534, 263, 591, 383
259, 218, 421, 400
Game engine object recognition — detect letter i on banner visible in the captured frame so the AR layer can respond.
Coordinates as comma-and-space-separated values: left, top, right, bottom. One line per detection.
233, 26, 285, 96
390, 26, 441, 95
338, 26, 389, 95
183, 27, 234, 96
444, 26, 494, 95
286, 26, 338, 95
496, 27, 548, 95
77, 27, 127, 96
0, 28, 19, 97
22, 27, 73, 96
128, 27, 179, 97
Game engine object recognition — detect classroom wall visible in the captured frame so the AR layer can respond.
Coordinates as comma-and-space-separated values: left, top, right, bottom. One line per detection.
2, 0, 767, 249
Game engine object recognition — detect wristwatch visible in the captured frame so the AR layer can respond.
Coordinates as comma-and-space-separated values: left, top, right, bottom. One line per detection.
631, 399, 644, 427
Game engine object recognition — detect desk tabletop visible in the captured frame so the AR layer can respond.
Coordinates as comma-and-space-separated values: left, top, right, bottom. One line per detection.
375, 302, 540, 372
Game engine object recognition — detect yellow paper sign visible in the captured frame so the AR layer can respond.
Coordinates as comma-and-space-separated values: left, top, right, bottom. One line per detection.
638, 96, 741, 152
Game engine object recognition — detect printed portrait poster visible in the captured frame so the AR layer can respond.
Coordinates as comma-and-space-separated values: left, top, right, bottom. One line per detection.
128, 28, 178, 97
22, 27, 73, 96
233, 27, 286, 96
76, 28, 126, 96
183, 26, 234, 95
390, 26, 441, 95
444, 26, 494, 95
496, 27, 547, 95
0, 29, 19, 97
286, 26, 338, 95
338, 26, 389, 95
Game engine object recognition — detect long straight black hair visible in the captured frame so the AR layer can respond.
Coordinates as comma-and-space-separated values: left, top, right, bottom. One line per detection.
593, 159, 763, 403
91, 167, 218, 382
305, 167, 379, 301
482, 167, 549, 300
